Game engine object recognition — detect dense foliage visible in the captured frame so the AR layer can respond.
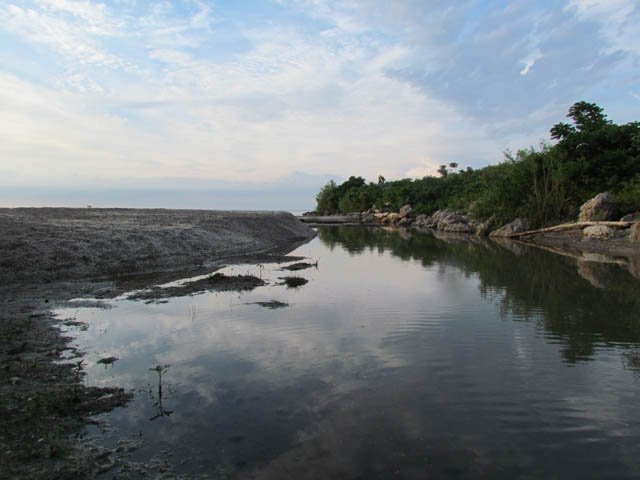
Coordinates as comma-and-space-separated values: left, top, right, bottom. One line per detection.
315, 102, 640, 226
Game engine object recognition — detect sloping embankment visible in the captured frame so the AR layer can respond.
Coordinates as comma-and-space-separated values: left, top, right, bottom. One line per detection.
0, 208, 316, 479
0, 208, 316, 283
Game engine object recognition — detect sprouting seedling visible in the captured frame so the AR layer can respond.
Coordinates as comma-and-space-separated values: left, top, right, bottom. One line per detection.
149, 364, 173, 421
149, 364, 170, 383
71, 360, 85, 401
74, 360, 85, 382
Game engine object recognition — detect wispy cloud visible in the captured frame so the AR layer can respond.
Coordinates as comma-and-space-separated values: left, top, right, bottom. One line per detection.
0, 0, 638, 207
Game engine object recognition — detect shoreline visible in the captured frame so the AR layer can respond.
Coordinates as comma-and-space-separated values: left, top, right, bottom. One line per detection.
0, 208, 316, 479
299, 212, 640, 260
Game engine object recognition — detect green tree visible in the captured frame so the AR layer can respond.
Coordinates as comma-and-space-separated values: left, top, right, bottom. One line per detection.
315, 180, 339, 213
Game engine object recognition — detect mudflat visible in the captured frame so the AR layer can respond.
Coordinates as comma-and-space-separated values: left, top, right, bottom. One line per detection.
0, 208, 316, 283
0, 208, 316, 479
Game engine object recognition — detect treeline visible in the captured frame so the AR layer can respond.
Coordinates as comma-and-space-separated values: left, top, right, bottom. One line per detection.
315, 102, 640, 226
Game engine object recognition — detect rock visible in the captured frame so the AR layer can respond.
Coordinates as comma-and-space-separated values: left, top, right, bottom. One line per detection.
399, 204, 413, 217
489, 218, 530, 237
445, 222, 472, 233
582, 225, 615, 240
475, 217, 496, 237
431, 209, 455, 224
396, 216, 413, 227
383, 213, 401, 225
631, 222, 640, 243
412, 214, 429, 229
418, 209, 453, 229
578, 193, 617, 222
621, 212, 640, 222
437, 214, 471, 232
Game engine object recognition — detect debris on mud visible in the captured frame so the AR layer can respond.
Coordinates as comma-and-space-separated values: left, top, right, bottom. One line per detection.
128, 272, 266, 301
278, 276, 309, 288
97, 356, 119, 366
249, 300, 290, 309
280, 261, 317, 271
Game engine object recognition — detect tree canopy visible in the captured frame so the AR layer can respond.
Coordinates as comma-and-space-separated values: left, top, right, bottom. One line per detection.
315, 101, 640, 226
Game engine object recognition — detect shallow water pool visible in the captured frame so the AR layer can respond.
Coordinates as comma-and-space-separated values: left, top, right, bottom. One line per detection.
57, 226, 640, 479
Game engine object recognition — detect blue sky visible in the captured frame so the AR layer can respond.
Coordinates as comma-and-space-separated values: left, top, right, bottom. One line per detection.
1, 0, 639, 209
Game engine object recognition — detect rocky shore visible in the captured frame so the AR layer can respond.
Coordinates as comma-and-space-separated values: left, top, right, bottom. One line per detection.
0, 208, 316, 479
300, 192, 640, 257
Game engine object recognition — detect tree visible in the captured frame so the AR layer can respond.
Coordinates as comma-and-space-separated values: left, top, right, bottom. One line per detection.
550, 101, 640, 201
437, 165, 448, 177
315, 180, 339, 213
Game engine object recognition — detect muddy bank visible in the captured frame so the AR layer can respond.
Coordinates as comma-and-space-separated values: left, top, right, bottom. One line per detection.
0, 208, 316, 479
0, 208, 316, 283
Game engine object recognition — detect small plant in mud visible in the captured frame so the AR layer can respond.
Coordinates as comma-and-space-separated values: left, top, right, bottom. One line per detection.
149, 364, 170, 382
149, 364, 173, 421
72, 360, 85, 401
279, 276, 308, 289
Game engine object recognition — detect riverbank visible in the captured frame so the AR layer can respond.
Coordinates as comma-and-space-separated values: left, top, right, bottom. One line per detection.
300, 201, 640, 260
0, 208, 316, 479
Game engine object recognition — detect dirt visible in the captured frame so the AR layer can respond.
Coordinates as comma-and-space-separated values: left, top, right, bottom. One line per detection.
0, 208, 316, 479
126, 272, 267, 302
249, 300, 290, 309
280, 261, 317, 271
278, 276, 309, 288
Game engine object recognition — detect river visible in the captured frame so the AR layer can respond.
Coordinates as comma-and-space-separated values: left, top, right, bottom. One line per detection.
57, 226, 640, 479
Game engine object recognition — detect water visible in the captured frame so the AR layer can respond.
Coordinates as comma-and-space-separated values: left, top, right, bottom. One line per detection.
57, 226, 640, 479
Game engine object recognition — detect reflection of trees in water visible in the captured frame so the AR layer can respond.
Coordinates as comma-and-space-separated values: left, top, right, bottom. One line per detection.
317, 226, 640, 368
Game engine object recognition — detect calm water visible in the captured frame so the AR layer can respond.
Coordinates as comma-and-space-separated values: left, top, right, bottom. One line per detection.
57, 226, 640, 479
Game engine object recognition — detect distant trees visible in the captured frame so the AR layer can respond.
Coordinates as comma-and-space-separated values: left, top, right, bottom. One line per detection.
315, 101, 640, 225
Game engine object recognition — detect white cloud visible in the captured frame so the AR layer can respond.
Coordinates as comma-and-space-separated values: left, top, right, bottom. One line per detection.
520, 49, 542, 76
567, 0, 640, 54
0, 1, 129, 88
0, 0, 638, 207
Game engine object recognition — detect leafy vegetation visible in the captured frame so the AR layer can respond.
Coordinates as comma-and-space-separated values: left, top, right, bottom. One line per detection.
315, 101, 640, 226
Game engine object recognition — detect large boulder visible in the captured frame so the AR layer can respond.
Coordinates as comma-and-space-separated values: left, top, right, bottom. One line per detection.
437, 213, 471, 233
621, 212, 640, 222
489, 218, 530, 237
396, 216, 413, 227
582, 225, 615, 240
412, 214, 429, 229
399, 204, 413, 218
427, 209, 455, 228
631, 222, 640, 243
578, 193, 617, 222
475, 216, 497, 237
444, 222, 473, 233
384, 213, 402, 225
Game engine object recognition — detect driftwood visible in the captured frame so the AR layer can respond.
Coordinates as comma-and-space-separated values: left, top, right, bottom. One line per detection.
507, 221, 632, 238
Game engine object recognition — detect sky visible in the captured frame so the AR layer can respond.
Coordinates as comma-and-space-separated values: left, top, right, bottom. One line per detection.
1, 0, 639, 210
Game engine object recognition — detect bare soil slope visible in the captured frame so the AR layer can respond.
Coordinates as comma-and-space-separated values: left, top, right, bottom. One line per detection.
0, 208, 315, 479
0, 208, 316, 283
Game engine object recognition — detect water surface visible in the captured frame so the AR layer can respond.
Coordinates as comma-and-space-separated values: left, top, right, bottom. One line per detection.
58, 226, 640, 479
